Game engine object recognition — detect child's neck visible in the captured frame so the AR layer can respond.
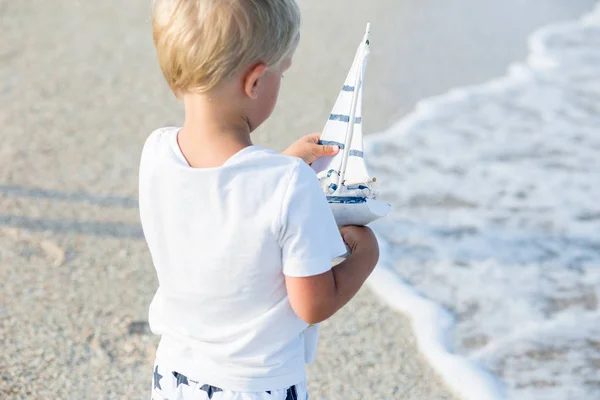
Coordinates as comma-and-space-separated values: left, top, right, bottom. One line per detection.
179, 93, 253, 168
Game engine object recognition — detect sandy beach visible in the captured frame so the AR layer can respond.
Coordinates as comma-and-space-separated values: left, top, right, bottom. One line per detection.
0, 0, 595, 398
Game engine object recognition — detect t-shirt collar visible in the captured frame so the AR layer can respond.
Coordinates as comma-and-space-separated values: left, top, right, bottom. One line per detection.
169, 128, 262, 168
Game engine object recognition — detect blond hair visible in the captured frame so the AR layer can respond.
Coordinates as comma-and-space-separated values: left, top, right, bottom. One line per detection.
152, 0, 301, 96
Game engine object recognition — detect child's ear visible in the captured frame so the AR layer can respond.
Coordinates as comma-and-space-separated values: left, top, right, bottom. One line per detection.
243, 63, 268, 100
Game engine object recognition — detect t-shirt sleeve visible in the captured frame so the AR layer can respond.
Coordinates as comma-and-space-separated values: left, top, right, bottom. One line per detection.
279, 160, 348, 277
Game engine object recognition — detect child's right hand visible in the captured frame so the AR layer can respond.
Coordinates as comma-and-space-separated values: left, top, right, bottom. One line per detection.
284, 226, 379, 325
340, 225, 379, 265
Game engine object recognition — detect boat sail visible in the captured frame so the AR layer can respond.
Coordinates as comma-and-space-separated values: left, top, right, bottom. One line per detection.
312, 23, 391, 227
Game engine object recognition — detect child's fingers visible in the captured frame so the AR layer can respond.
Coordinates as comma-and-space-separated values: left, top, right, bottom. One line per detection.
319, 144, 339, 155
306, 132, 321, 143
307, 143, 339, 164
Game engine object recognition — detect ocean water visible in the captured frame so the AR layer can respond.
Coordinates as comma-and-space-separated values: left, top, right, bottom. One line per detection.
366, 4, 600, 400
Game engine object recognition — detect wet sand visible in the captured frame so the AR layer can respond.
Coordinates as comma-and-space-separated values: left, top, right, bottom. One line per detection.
0, 0, 594, 398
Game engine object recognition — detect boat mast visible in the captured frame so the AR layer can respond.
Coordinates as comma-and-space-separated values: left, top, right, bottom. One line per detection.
335, 23, 371, 193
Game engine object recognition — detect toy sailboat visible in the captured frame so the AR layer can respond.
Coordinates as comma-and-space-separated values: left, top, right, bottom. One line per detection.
312, 23, 391, 227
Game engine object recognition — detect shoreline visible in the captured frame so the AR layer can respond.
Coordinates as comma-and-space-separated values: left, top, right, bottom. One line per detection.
363, 3, 600, 399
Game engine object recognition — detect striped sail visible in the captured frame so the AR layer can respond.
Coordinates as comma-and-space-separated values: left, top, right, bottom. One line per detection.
312, 26, 371, 187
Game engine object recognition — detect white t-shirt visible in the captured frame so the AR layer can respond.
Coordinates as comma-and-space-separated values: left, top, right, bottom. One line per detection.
139, 128, 347, 392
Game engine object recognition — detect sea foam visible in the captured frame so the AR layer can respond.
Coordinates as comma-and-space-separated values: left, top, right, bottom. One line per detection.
365, 4, 600, 399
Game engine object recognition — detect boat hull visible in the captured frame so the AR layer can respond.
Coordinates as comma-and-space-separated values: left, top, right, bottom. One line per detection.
327, 196, 391, 226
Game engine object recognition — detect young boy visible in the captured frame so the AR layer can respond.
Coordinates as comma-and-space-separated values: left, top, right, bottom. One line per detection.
140, 1, 379, 399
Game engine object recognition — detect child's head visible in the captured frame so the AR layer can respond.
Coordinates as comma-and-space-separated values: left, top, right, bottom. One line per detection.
153, 0, 301, 130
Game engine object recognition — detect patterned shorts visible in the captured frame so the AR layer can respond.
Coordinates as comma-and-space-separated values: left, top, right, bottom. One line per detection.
151, 362, 308, 400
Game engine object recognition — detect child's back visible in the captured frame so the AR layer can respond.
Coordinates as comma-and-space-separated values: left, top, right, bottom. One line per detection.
140, 127, 344, 392
142, 1, 379, 398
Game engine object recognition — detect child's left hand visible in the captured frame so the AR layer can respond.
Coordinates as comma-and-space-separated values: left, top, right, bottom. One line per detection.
282, 133, 340, 165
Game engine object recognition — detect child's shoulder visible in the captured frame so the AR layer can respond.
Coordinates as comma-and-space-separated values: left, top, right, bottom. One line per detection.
252, 149, 316, 183
139, 127, 173, 159
138, 127, 179, 170
142, 127, 176, 151
139, 127, 317, 187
